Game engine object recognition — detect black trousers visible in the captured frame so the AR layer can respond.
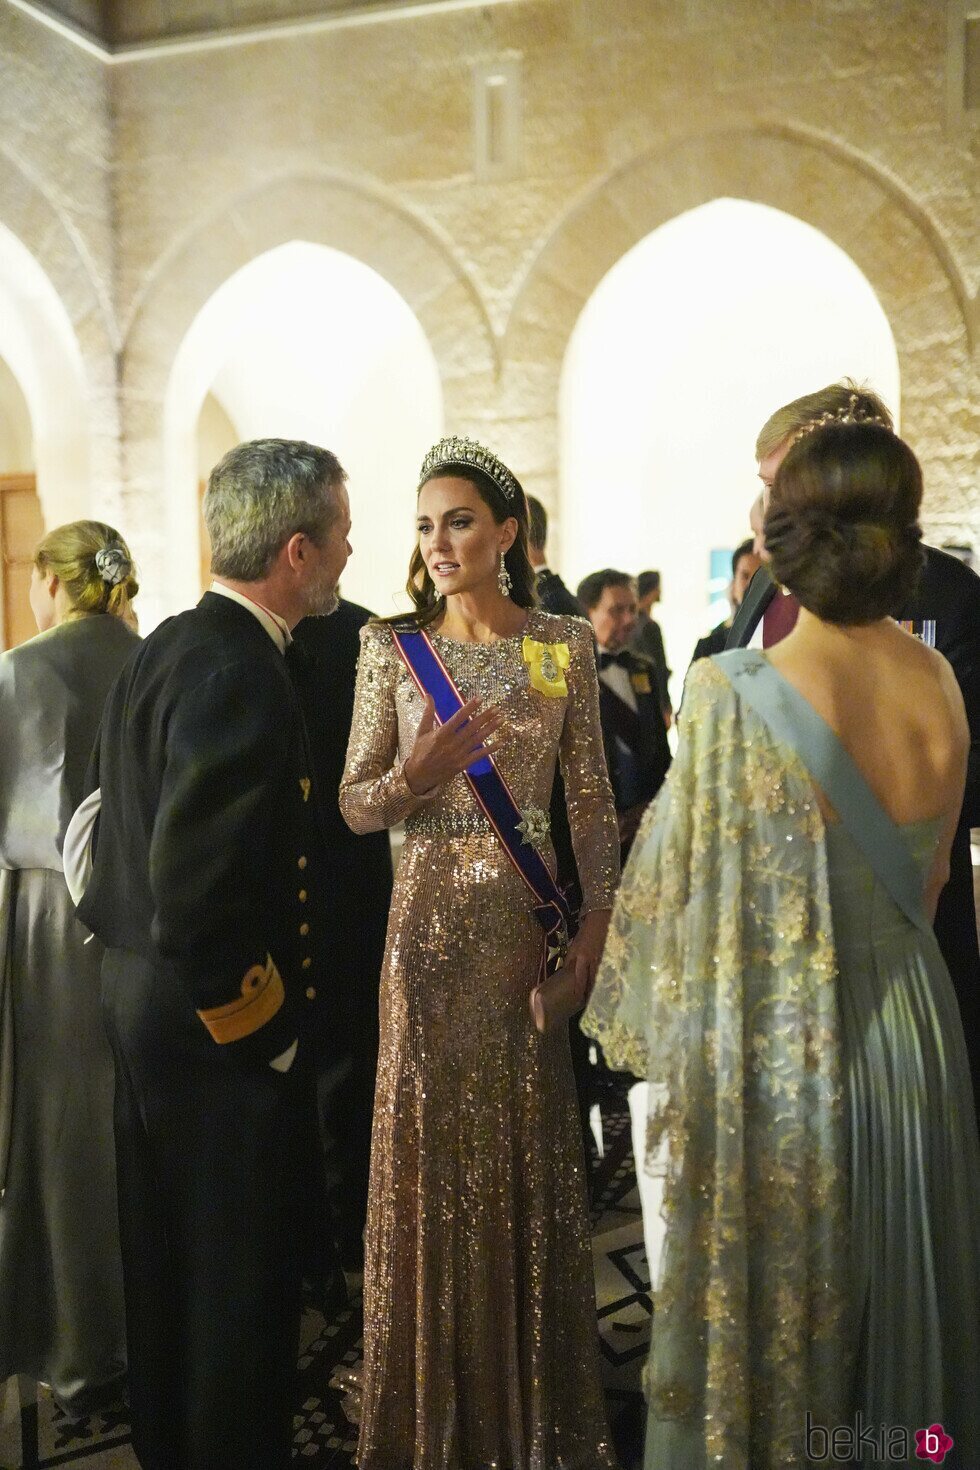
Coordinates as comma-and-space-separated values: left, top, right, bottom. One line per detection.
101, 950, 317, 1470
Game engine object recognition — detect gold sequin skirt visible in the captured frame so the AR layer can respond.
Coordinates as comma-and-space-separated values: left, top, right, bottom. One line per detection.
357, 833, 614, 1470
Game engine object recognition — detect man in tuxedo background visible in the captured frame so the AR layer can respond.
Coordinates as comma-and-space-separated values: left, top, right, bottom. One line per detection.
727, 382, 980, 1110
526, 494, 582, 616
631, 570, 673, 725
690, 538, 761, 664
577, 569, 672, 859
75, 440, 352, 1470
291, 600, 394, 1276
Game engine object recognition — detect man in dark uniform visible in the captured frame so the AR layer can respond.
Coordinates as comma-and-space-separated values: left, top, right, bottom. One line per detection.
578, 568, 673, 860
291, 599, 394, 1274
690, 538, 761, 664
74, 440, 352, 1470
728, 382, 980, 1113
526, 494, 582, 616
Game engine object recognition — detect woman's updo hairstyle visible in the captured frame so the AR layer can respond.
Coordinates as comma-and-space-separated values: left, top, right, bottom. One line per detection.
402, 442, 538, 629
34, 520, 139, 620
765, 423, 924, 625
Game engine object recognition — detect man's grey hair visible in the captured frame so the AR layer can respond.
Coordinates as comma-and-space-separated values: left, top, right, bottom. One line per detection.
204, 438, 346, 582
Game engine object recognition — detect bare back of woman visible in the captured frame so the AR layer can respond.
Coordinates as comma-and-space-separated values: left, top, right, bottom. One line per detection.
767, 609, 968, 917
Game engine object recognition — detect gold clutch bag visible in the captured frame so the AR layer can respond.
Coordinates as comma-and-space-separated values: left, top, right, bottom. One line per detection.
529, 965, 588, 1035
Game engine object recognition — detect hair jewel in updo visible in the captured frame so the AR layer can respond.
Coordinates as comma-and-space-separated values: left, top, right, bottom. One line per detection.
419, 436, 521, 505
793, 392, 890, 444
95, 546, 131, 586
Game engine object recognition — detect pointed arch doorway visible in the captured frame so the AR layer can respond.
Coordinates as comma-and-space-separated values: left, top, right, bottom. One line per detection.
559, 198, 901, 697
163, 240, 444, 627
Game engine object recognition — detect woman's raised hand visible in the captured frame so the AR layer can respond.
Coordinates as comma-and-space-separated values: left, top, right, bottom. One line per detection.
403, 695, 506, 795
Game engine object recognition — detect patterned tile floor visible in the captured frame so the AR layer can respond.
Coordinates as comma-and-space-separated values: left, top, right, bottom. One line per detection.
0, 1093, 648, 1470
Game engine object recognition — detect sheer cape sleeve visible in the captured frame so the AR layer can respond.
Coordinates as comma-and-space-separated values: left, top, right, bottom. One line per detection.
557, 618, 619, 913
340, 622, 429, 834
583, 656, 849, 1465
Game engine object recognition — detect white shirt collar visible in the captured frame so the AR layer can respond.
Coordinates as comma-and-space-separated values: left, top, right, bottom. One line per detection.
595, 644, 638, 712
209, 581, 292, 655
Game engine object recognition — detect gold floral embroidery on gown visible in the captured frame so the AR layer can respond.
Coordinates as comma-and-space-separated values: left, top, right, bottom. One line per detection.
583, 658, 849, 1470
340, 610, 619, 1470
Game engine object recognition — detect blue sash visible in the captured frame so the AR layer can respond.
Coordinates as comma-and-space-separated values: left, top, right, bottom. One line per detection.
391, 627, 571, 973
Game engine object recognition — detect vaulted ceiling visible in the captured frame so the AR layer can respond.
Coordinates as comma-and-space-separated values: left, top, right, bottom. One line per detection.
28, 0, 454, 49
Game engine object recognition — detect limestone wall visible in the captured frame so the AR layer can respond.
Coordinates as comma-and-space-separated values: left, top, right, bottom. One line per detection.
0, 6, 119, 518
0, 0, 976, 618
113, 0, 977, 566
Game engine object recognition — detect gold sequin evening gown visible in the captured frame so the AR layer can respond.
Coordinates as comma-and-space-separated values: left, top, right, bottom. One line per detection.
340, 609, 620, 1470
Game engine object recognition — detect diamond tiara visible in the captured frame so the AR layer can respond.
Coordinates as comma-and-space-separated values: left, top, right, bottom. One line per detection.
418, 436, 521, 504
794, 392, 890, 443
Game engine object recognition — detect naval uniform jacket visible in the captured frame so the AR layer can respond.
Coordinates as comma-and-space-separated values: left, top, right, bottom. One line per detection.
77, 590, 322, 1067
291, 600, 393, 1000
290, 601, 394, 1266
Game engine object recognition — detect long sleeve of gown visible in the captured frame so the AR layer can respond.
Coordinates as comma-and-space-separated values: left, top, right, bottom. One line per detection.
340, 622, 429, 835
558, 620, 620, 914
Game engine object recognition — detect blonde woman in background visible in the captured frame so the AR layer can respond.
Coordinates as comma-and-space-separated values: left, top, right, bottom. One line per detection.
0, 521, 140, 1417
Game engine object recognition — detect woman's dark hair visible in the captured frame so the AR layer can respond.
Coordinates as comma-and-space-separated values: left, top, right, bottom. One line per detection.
765, 422, 925, 625
392, 462, 538, 629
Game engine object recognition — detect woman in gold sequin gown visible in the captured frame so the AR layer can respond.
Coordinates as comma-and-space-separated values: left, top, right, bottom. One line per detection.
340, 439, 619, 1470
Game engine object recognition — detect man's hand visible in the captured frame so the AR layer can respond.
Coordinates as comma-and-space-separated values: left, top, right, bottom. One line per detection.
403, 695, 506, 794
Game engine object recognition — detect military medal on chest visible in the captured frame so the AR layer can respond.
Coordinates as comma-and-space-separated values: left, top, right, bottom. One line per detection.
522, 636, 570, 698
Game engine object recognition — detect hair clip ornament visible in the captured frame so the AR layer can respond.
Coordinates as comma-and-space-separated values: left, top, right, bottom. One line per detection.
95, 547, 131, 586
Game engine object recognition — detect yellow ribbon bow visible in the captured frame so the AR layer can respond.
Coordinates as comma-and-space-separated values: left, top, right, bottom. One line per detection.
522, 636, 570, 697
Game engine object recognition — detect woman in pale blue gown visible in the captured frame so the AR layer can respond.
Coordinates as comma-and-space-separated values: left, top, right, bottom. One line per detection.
584, 421, 980, 1469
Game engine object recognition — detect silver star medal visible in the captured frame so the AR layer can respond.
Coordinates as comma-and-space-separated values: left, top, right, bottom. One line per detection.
516, 805, 551, 850
547, 930, 568, 968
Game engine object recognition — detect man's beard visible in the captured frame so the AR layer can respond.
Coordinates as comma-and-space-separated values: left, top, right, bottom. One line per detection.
303, 567, 340, 618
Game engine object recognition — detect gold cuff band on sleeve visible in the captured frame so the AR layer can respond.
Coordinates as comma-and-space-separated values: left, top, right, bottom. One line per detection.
196, 953, 286, 1044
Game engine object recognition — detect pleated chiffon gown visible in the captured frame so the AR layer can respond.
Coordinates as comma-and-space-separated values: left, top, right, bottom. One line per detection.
826, 816, 980, 1453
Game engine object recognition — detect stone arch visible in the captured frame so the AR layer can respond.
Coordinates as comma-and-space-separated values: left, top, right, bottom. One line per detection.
120, 169, 499, 622
0, 150, 120, 518
503, 125, 978, 543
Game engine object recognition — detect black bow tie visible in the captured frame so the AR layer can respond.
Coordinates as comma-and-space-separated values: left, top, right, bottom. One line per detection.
598, 651, 631, 671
